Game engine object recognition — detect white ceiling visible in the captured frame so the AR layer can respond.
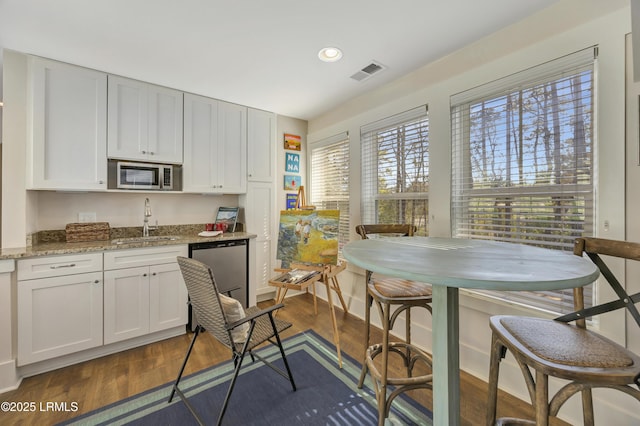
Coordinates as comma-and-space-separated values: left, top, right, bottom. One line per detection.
0, 0, 573, 120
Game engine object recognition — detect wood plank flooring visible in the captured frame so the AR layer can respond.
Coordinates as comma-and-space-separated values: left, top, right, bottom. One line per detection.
1, 293, 568, 425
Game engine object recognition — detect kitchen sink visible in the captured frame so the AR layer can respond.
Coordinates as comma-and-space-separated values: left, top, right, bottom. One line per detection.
111, 235, 180, 245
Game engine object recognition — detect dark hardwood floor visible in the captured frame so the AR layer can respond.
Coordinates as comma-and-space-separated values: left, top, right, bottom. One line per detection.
1, 293, 568, 425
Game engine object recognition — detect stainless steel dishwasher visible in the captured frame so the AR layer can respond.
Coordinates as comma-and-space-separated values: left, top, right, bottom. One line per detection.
188, 239, 249, 330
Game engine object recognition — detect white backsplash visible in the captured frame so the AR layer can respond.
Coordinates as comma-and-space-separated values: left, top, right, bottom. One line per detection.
35, 191, 239, 230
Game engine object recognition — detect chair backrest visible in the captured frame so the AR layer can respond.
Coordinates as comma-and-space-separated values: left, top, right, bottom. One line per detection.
566, 237, 640, 329
177, 256, 234, 348
355, 224, 416, 240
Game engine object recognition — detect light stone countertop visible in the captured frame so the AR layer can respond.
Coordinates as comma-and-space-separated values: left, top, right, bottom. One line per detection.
0, 228, 256, 260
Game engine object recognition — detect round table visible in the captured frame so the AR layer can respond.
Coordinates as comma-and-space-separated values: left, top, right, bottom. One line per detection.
342, 237, 600, 426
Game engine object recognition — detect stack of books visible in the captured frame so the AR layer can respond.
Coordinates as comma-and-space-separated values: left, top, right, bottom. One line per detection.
272, 269, 320, 284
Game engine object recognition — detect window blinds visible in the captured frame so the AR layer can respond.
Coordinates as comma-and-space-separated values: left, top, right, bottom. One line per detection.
450, 47, 596, 314
361, 106, 429, 235
309, 132, 350, 254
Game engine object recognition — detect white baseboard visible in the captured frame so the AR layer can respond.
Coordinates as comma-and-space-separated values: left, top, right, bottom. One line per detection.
16, 327, 185, 380
0, 358, 22, 394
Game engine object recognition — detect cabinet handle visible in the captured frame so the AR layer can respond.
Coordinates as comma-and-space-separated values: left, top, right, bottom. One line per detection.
50, 263, 76, 269
149, 151, 155, 155
152, 272, 157, 276
143, 273, 148, 277
141, 150, 147, 154
94, 280, 100, 284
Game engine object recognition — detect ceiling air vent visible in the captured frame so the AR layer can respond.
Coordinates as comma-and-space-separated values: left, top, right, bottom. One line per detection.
350, 61, 386, 82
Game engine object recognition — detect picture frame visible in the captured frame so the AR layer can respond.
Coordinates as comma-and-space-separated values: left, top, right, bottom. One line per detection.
214, 207, 239, 232
286, 193, 298, 209
285, 152, 300, 173
284, 174, 301, 190
284, 133, 301, 151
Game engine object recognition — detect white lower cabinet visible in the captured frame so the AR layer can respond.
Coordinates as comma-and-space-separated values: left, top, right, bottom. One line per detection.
17, 254, 103, 366
103, 246, 188, 344
17, 246, 188, 366
103, 266, 150, 344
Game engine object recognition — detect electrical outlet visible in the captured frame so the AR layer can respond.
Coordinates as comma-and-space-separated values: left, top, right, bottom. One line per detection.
78, 212, 97, 223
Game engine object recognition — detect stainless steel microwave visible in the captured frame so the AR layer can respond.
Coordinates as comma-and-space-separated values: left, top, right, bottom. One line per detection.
107, 160, 182, 191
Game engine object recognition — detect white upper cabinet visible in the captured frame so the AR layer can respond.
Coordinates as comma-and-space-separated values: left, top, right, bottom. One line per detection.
28, 57, 107, 190
107, 75, 183, 164
218, 100, 248, 193
183, 93, 247, 193
247, 108, 276, 182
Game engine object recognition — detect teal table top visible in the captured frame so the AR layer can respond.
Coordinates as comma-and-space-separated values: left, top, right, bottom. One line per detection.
342, 236, 600, 291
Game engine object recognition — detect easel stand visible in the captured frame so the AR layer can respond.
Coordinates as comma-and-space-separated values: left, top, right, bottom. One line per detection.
269, 261, 348, 367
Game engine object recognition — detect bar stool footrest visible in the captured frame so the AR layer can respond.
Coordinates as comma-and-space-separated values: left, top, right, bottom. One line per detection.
364, 341, 433, 420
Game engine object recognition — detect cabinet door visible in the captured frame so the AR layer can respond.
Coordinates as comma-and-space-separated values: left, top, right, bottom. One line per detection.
103, 267, 150, 344
147, 86, 183, 164
254, 239, 273, 298
240, 182, 275, 300
183, 93, 218, 192
247, 108, 276, 182
108, 76, 183, 164
29, 57, 107, 190
217, 101, 248, 194
149, 263, 188, 332
107, 75, 149, 161
244, 181, 274, 241
17, 272, 103, 365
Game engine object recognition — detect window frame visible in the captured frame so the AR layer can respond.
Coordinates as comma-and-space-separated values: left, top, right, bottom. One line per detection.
308, 132, 350, 256
360, 106, 430, 235
450, 47, 597, 316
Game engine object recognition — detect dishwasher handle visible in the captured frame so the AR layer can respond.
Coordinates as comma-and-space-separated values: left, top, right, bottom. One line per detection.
189, 239, 248, 251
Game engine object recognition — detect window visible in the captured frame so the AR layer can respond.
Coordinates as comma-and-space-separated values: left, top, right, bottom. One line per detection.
309, 133, 350, 255
451, 47, 596, 314
361, 106, 429, 235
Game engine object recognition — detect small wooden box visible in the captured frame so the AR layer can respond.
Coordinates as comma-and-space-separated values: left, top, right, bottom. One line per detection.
65, 222, 110, 242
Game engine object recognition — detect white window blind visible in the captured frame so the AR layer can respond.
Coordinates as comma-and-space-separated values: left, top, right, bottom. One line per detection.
451, 47, 597, 315
310, 132, 350, 255
361, 106, 429, 235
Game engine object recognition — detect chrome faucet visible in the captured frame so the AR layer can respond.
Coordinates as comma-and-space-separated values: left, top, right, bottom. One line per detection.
143, 198, 155, 237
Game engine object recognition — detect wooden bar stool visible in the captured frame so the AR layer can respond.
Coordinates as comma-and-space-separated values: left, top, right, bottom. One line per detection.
486, 237, 640, 425
355, 224, 434, 425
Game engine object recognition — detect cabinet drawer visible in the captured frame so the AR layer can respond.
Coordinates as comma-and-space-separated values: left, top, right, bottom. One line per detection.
104, 245, 188, 270
18, 253, 103, 280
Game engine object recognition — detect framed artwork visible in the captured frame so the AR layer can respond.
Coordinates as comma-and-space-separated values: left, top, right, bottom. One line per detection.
214, 206, 239, 232
286, 193, 298, 209
285, 152, 300, 173
284, 174, 301, 190
284, 133, 301, 151
277, 209, 340, 267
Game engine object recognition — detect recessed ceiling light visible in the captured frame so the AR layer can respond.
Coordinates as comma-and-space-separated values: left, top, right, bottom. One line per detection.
318, 47, 343, 62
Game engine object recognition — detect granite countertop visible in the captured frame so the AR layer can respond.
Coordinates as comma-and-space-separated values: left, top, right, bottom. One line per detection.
0, 224, 257, 260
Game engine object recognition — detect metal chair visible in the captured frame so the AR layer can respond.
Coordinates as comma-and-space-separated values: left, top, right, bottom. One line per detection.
486, 237, 640, 426
355, 224, 434, 425
169, 257, 296, 426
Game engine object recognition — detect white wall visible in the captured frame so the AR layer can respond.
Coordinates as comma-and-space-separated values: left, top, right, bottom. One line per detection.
308, 4, 638, 425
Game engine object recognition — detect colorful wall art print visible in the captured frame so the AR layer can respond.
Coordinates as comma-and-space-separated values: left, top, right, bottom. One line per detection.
284, 133, 301, 151
284, 174, 301, 190
285, 152, 300, 173
286, 193, 298, 209
277, 209, 340, 267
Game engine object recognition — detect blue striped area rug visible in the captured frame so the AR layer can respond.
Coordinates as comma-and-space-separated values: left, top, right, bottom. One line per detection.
59, 330, 432, 425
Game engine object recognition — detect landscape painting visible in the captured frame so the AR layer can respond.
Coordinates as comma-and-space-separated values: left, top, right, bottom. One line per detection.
277, 209, 339, 267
